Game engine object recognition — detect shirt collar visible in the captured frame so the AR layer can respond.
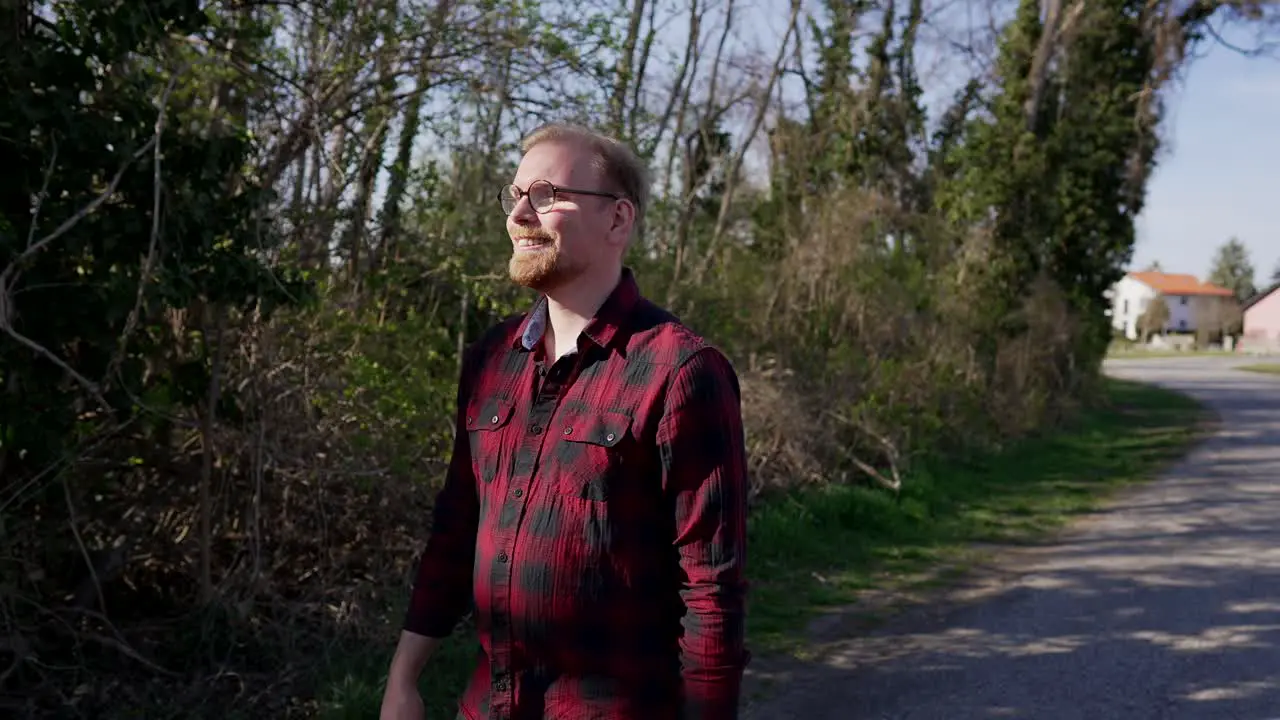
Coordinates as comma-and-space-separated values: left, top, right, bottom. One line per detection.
515, 266, 642, 352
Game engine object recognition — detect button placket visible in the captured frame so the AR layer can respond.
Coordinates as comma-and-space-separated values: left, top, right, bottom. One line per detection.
483, 392, 521, 720
488, 542, 515, 718
487, 349, 576, 719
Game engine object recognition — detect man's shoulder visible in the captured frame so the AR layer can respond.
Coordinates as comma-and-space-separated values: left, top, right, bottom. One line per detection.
625, 297, 729, 371
463, 311, 526, 362
628, 298, 744, 416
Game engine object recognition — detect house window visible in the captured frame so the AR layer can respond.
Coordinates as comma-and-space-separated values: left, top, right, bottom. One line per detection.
1179, 319, 1187, 330
1123, 299, 1129, 315
1179, 296, 1188, 306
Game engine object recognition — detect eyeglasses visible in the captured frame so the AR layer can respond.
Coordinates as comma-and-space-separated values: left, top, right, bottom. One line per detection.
498, 179, 622, 215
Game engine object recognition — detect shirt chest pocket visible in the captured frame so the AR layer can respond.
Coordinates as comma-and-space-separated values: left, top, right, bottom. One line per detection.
554, 410, 633, 501
465, 397, 514, 483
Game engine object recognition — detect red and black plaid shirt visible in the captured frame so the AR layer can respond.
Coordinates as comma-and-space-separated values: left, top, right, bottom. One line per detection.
404, 268, 751, 720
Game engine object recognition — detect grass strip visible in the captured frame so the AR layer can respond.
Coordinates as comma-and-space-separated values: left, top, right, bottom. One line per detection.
1237, 363, 1280, 376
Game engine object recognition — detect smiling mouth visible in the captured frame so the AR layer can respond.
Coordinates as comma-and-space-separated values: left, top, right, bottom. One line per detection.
515, 236, 552, 251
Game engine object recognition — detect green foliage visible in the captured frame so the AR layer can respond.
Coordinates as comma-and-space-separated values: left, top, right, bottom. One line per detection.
305, 300, 463, 481
935, 0, 1051, 308
1043, 0, 1159, 358
0, 0, 308, 473
1207, 236, 1257, 300
933, 0, 1162, 368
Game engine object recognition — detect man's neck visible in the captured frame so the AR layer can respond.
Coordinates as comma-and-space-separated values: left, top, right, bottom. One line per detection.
542, 265, 622, 361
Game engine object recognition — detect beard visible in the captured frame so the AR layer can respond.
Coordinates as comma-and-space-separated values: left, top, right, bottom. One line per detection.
508, 230, 587, 292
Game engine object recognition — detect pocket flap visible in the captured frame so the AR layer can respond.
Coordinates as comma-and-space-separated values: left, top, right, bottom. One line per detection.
559, 410, 631, 447
466, 397, 513, 431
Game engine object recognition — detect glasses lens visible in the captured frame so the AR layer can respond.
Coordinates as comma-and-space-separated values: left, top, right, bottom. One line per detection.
499, 185, 519, 214
528, 181, 555, 212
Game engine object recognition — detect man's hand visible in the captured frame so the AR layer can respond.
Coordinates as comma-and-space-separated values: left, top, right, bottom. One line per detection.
379, 680, 425, 720
379, 631, 441, 720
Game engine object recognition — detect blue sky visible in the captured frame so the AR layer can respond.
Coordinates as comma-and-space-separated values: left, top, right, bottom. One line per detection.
1132, 31, 1280, 285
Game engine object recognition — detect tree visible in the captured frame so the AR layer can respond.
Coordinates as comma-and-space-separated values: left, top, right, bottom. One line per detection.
1039, 0, 1161, 363
1207, 237, 1256, 301
1137, 294, 1171, 341
1271, 257, 1280, 285
1143, 260, 1164, 272
1195, 295, 1243, 345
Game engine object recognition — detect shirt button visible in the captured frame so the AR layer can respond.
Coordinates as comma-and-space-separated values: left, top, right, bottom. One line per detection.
498, 552, 509, 563
531, 424, 543, 435
562, 427, 573, 435
512, 488, 523, 498
494, 677, 509, 691
490, 415, 500, 424
606, 432, 616, 442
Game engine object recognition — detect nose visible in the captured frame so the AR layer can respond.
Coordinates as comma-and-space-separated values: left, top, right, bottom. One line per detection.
509, 193, 538, 226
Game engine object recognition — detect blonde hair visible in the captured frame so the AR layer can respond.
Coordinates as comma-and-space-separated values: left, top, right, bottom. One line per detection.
520, 123, 651, 228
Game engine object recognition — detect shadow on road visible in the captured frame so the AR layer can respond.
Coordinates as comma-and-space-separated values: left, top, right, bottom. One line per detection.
743, 507, 1280, 718
742, 359, 1280, 719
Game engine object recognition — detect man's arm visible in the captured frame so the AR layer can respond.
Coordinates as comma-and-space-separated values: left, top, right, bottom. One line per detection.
658, 346, 750, 720
388, 356, 481, 686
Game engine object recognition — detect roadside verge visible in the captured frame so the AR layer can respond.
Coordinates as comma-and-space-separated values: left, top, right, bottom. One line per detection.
1237, 363, 1280, 376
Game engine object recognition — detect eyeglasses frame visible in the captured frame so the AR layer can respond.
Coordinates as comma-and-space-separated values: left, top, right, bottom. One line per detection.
498, 179, 624, 215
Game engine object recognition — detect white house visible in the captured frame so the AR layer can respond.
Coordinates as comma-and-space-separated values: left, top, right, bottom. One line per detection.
1108, 271, 1235, 340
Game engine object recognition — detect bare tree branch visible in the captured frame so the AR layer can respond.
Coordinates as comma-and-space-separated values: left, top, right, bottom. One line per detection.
2, 135, 158, 286
690, 0, 802, 285
108, 61, 190, 388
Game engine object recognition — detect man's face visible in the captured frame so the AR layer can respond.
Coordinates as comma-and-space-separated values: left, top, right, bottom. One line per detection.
505, 140, 622, 293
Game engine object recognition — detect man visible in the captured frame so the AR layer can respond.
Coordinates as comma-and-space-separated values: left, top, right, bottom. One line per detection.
379, 122, 751, 720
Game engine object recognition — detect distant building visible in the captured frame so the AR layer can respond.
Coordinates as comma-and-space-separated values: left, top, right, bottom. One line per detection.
1241, 283, 1280, 354
1108, 271, 1234, 340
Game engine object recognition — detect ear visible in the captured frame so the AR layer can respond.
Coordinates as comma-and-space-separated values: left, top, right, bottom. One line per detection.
608, 198, 636, 247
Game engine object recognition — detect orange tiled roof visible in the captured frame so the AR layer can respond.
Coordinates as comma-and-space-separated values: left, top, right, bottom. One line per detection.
1129, 271, 1235, 297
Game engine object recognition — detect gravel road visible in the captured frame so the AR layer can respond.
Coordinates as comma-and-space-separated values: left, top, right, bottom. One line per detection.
742, 356, 1280, 720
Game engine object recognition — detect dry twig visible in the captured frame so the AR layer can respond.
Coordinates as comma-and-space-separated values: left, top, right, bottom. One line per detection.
106, 62, 190, 389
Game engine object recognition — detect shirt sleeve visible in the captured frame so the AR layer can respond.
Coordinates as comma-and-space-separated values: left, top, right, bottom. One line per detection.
402, 353, 480, 638
657, 346, 751, 719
